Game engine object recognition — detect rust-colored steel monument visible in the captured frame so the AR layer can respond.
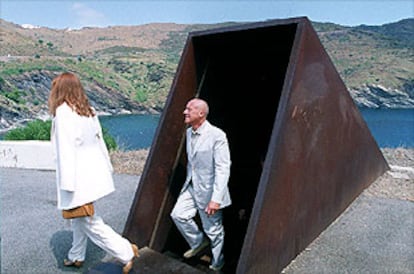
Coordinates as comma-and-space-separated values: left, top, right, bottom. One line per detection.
118, 17, 388, 273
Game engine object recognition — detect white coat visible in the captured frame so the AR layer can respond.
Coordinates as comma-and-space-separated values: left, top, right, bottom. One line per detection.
181, 121, 232, 210
51, 102, 115, 210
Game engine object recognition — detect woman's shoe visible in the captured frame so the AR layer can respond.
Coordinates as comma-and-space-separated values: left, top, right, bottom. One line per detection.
63, 258, 84, 268
122, 244, 139, 274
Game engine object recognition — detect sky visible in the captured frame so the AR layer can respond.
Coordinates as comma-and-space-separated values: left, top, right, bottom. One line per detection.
1, 1, 413, 30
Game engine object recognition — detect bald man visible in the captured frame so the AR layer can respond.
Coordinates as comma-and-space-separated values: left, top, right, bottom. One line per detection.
170, 98, 231, 271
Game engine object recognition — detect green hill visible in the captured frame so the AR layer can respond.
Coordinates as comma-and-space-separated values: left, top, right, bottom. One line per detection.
0, 18, 413, 131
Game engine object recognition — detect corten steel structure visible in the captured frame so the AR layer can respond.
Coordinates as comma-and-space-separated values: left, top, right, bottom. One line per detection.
123, 17, 389, 273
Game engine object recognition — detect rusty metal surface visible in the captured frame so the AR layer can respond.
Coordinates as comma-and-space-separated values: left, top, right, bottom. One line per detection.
123, 38, 197, 248
131, 248, 206, 274
86, 247, 205, 274
123, 17, 389, 274
237, 18, 389, 274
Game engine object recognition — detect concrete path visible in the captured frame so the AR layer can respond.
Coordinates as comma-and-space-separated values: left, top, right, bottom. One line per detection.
1, 168, 413, 274
1, 168, 139, 274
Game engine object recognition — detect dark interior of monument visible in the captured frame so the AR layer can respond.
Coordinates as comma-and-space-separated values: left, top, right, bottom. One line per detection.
162, 23, 297, 273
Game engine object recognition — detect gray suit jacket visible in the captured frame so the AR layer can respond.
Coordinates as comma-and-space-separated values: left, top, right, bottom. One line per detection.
181, 121, 232, 210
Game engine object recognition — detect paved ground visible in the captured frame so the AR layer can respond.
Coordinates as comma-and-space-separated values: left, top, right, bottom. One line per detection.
1, 167, 413, 274
1, 168, 138, 274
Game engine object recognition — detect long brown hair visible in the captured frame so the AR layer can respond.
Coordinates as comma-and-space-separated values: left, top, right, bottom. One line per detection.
48, 72, 95, 117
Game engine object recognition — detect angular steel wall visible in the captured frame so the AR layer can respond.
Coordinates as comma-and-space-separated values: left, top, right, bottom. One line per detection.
236, 18, 389, 274
123, 17, 389, 273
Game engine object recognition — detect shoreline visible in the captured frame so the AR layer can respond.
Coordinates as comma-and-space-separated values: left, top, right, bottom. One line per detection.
110, 147, 414, 201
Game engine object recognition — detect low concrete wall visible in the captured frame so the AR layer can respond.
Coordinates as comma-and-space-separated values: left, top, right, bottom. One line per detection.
0, 140, 55, 170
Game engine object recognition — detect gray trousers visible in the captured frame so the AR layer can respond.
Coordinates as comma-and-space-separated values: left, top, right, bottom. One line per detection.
170, 186, 225, 267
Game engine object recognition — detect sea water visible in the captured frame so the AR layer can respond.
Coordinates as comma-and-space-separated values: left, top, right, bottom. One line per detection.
99, 113, 160, 150
99, 108, 414, 150
359, 108, 414, 148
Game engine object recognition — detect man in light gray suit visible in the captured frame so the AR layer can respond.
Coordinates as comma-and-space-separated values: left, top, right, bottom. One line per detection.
171, 98, 231, 271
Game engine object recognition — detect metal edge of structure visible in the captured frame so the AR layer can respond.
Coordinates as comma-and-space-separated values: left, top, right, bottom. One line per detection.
122, 16, 390, 273
237, 18, 389, 273
122, 34, 197, 248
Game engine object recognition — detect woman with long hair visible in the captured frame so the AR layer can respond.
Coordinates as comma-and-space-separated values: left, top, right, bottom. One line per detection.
48, 72, 138, 273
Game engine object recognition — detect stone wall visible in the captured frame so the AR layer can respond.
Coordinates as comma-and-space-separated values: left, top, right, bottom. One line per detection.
0, 140, 55, 170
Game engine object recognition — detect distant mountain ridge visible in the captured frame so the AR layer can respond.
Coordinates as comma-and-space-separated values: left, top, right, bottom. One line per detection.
354, 18, 414, 48
0, 17, 413, 131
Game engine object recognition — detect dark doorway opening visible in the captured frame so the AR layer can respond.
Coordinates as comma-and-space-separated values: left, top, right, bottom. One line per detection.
162, 24, 297, 273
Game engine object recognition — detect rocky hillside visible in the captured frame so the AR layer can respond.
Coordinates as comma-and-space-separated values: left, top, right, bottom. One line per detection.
0, 18, 413, 131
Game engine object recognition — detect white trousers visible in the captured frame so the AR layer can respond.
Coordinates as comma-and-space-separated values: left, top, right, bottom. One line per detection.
68, 214, 133, 264
170, 186, 225, 267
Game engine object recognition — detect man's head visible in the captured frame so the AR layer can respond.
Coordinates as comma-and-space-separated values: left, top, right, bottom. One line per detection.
183, 98, 209, 129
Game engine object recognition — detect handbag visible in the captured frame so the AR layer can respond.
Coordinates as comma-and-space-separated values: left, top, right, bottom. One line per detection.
62, 202, 95, 219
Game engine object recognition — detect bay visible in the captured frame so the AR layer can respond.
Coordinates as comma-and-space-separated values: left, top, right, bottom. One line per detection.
100, 108, 414, 150
359, 108, 414, 148
99, 114, 160, 150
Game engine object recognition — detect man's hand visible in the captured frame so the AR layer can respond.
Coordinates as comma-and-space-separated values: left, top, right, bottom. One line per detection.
205, 201, 220, 216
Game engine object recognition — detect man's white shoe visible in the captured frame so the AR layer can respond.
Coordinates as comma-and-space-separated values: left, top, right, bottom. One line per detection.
209, 260, 225, 271
183, 239, 209, 259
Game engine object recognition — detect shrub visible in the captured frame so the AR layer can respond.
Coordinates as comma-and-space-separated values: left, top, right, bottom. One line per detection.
102, 127, 117, 151
4, 119, 51, 141
4, 119, 117, 151
4, 88, 25, 103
